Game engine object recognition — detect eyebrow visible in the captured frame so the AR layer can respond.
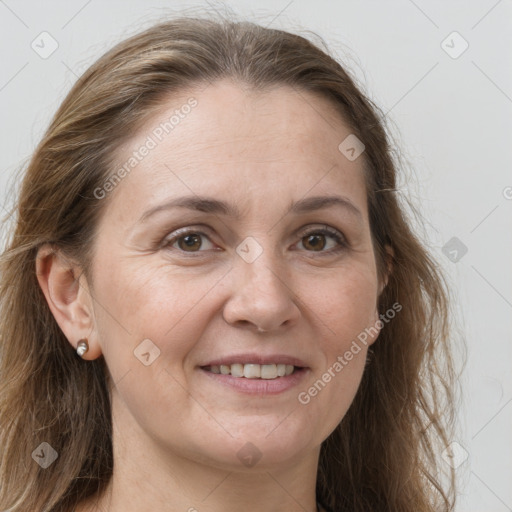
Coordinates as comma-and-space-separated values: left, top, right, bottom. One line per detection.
137, 194, 363, 224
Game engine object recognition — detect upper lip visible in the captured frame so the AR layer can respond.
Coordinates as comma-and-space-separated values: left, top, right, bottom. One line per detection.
200, 353, 309, 368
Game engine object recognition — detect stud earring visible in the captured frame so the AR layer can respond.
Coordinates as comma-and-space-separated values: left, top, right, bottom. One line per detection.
76, 339, 89, 358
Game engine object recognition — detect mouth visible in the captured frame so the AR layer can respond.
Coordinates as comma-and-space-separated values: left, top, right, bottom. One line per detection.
200, 363, 304, 379
198, 359, 309, 395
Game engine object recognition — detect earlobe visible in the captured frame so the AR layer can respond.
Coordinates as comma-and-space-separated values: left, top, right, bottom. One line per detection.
364, 307, 383, 348
379, 243, 394, 295
35, 244, 102, 360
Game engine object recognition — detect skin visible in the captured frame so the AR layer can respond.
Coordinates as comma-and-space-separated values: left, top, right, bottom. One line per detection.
36, 79, 391, 512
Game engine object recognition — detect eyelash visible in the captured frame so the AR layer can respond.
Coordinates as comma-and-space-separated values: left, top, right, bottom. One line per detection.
161, 225, 348, 257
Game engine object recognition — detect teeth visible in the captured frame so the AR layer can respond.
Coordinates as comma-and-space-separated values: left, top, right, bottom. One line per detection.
261, 364, 277, 379
231, 363, 244, 377
205, 363, 297, 379
244, 364, 261, 379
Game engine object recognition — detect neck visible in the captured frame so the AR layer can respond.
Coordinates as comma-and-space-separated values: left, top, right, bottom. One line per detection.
86, 453, 321, 512
78, 395, 322, 512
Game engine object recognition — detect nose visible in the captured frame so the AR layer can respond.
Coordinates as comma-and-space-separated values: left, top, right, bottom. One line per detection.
222, 249, 301, 334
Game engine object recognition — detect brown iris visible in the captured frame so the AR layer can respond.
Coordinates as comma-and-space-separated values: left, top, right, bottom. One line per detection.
178, 233, 202, 251
302, 233, 326, 251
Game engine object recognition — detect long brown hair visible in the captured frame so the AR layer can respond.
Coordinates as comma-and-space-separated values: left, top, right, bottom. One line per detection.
0, 11, 458, 512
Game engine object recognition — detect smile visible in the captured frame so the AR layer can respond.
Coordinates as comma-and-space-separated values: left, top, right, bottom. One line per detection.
202, 363, 298, 379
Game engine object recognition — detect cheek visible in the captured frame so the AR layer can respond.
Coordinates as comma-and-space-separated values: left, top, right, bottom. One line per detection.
294, 263, 379, 429
90, 261, 219, 433
306, 263, 379, 346
91, 259, 227, 375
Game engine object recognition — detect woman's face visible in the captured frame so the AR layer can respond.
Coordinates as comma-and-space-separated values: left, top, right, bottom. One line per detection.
87, 79, 384, 471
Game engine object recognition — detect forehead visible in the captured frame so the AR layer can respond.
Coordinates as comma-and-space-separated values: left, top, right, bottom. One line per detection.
165, 80, 354, 155
104, 79, 368, 221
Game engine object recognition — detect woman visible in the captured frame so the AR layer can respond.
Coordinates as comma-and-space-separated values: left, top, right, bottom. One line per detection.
0, 13, 457, 512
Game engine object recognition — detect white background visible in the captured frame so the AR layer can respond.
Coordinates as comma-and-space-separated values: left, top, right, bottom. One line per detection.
1, 1, 511, 510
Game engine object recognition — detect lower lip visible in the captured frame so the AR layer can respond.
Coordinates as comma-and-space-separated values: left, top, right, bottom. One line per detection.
198, 367, 309, 395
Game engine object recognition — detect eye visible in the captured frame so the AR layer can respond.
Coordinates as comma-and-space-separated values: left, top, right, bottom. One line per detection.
162, 228, 216, 253
161, 225, 348, 256
294, 225, 347, 254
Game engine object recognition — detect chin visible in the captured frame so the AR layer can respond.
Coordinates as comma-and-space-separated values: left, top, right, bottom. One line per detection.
190, 419, 315, 471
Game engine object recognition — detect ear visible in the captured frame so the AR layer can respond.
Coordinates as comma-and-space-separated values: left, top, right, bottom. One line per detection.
378, 243, 394, 296
35, 244, 102, 360
370, 243, 394, 345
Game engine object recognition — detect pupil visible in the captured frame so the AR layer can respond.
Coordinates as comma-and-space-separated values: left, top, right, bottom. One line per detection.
306, 234, 325, 251
181, 234, 200, 250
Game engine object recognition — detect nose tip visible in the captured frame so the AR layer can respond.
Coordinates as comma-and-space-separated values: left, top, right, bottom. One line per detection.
222, 257, 300, 334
